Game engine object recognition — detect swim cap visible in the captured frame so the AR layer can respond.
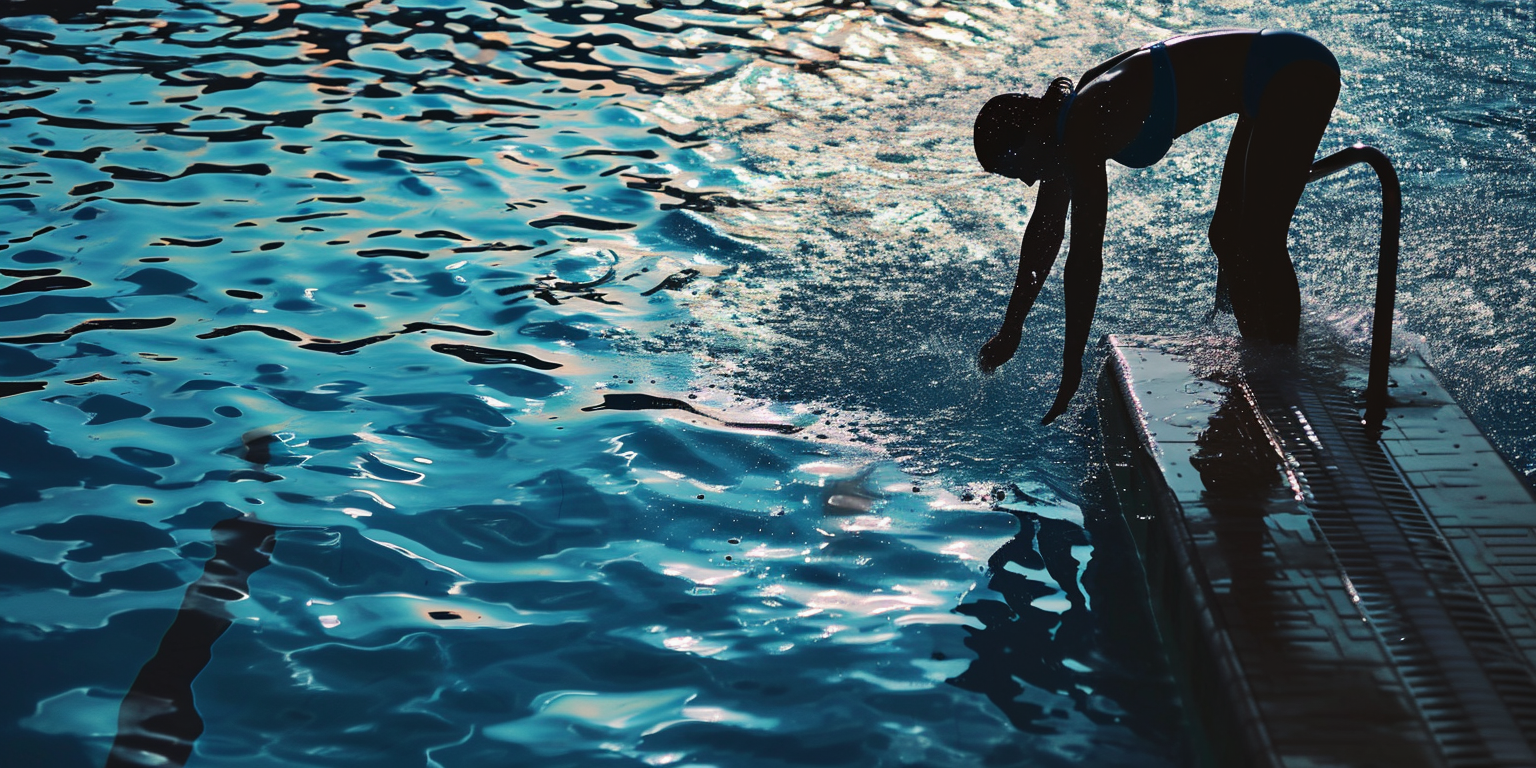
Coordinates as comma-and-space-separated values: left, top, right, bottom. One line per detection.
973, 79, 1073, 173
973, 92, 1033, 172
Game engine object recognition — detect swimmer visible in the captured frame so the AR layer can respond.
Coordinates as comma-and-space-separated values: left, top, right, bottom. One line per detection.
973, 29, 1340, 424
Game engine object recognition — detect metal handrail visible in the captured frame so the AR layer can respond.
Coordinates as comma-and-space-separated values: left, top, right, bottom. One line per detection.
1308, 143, 1401, 432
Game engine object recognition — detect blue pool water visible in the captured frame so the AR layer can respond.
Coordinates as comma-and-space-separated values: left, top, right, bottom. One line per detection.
1, 0, 1531, 766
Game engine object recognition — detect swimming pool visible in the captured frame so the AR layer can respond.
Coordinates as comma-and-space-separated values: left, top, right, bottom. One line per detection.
2, 0, 1531, 765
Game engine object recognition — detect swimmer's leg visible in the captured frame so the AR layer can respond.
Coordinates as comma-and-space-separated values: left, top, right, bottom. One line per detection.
1207, 116, 1253, 320
1227, 62, 1339, 344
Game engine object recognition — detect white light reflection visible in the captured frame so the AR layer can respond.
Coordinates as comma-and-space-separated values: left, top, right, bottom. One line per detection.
603, 433, 638, 466
858, 588, 942, 616
839, 515, 891, 533
893, 612, 984, 629
940, 540, 978, 560
795, 461, 854, 477
354, 489, 396, 509
481, 687, 778, 756
1003, 559, 1071, 614
662, 635, 698, 651
660, 635, 727, 657
1071, 544, 1093, 612
358, 454, 425, 485
743, 544, 802, 560
364, 536, 469, 580
659, 561, 742, 587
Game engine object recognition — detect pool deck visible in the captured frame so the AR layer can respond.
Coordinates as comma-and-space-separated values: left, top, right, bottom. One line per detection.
1097, 334, 1536, 768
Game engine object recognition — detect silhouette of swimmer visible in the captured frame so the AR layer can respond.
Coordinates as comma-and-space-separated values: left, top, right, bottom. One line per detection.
973, 29, 1340, 423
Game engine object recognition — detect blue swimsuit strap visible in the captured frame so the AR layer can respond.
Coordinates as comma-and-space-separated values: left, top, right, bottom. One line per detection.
1111, 42, 1177, 168
1055, 88, 1076, 144
1055, 41, 1178, 168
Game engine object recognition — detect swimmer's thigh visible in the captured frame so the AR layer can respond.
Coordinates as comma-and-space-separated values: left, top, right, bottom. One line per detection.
1230, 61, 1341, 343
1209, 116, 1253, 261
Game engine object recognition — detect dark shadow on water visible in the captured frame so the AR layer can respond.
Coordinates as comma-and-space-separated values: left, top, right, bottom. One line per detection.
946, 475, 1192, 764
105, 429, 282, 767
581, 392, 802, 434
105, 515, 275, 768
1, 0, 115, 22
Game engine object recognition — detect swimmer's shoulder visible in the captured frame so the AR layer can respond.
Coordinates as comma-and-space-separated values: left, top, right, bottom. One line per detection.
1063, 57, 1152, 161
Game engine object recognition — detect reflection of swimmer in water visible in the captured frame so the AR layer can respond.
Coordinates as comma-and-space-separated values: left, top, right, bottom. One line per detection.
973, 29, 1340, 424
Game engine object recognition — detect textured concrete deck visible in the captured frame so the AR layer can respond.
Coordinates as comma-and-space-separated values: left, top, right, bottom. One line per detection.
1098, 334, 1536, 768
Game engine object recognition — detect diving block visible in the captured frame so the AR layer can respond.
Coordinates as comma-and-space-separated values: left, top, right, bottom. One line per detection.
1097, 334, 1536, 767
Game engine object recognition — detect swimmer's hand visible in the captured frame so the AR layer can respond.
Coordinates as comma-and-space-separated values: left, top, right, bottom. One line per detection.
977, 331, 1020, 373
1041, 359, 1082, 425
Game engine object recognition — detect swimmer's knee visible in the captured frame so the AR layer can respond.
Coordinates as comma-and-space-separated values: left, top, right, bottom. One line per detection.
1208, 218, 1239, 261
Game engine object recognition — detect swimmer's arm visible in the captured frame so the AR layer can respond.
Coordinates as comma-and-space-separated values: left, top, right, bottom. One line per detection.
1042, 160, 1106, 425
978, 178, 1070, 372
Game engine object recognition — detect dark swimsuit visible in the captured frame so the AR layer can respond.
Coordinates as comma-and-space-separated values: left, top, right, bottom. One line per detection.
1242, 29, 1339, 118
1055, 30, 1339, 168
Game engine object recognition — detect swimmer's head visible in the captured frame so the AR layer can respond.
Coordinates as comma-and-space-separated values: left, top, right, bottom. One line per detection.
973, 78, 1073, 184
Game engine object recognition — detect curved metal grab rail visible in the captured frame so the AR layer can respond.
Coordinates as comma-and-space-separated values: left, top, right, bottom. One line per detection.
1308, 143, 1401, 432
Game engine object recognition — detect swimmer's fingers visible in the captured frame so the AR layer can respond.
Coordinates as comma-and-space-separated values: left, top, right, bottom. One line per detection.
1040, 386, 1074, 424
1040, 363, 1082, 425
977, 332, 1019, 373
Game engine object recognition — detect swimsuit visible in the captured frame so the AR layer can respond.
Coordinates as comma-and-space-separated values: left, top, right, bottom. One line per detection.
1055, 31, 1339, 168
1242, 30, 1339, 119
1110, 41, 1178, 168
1053, 41, 1177, 169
